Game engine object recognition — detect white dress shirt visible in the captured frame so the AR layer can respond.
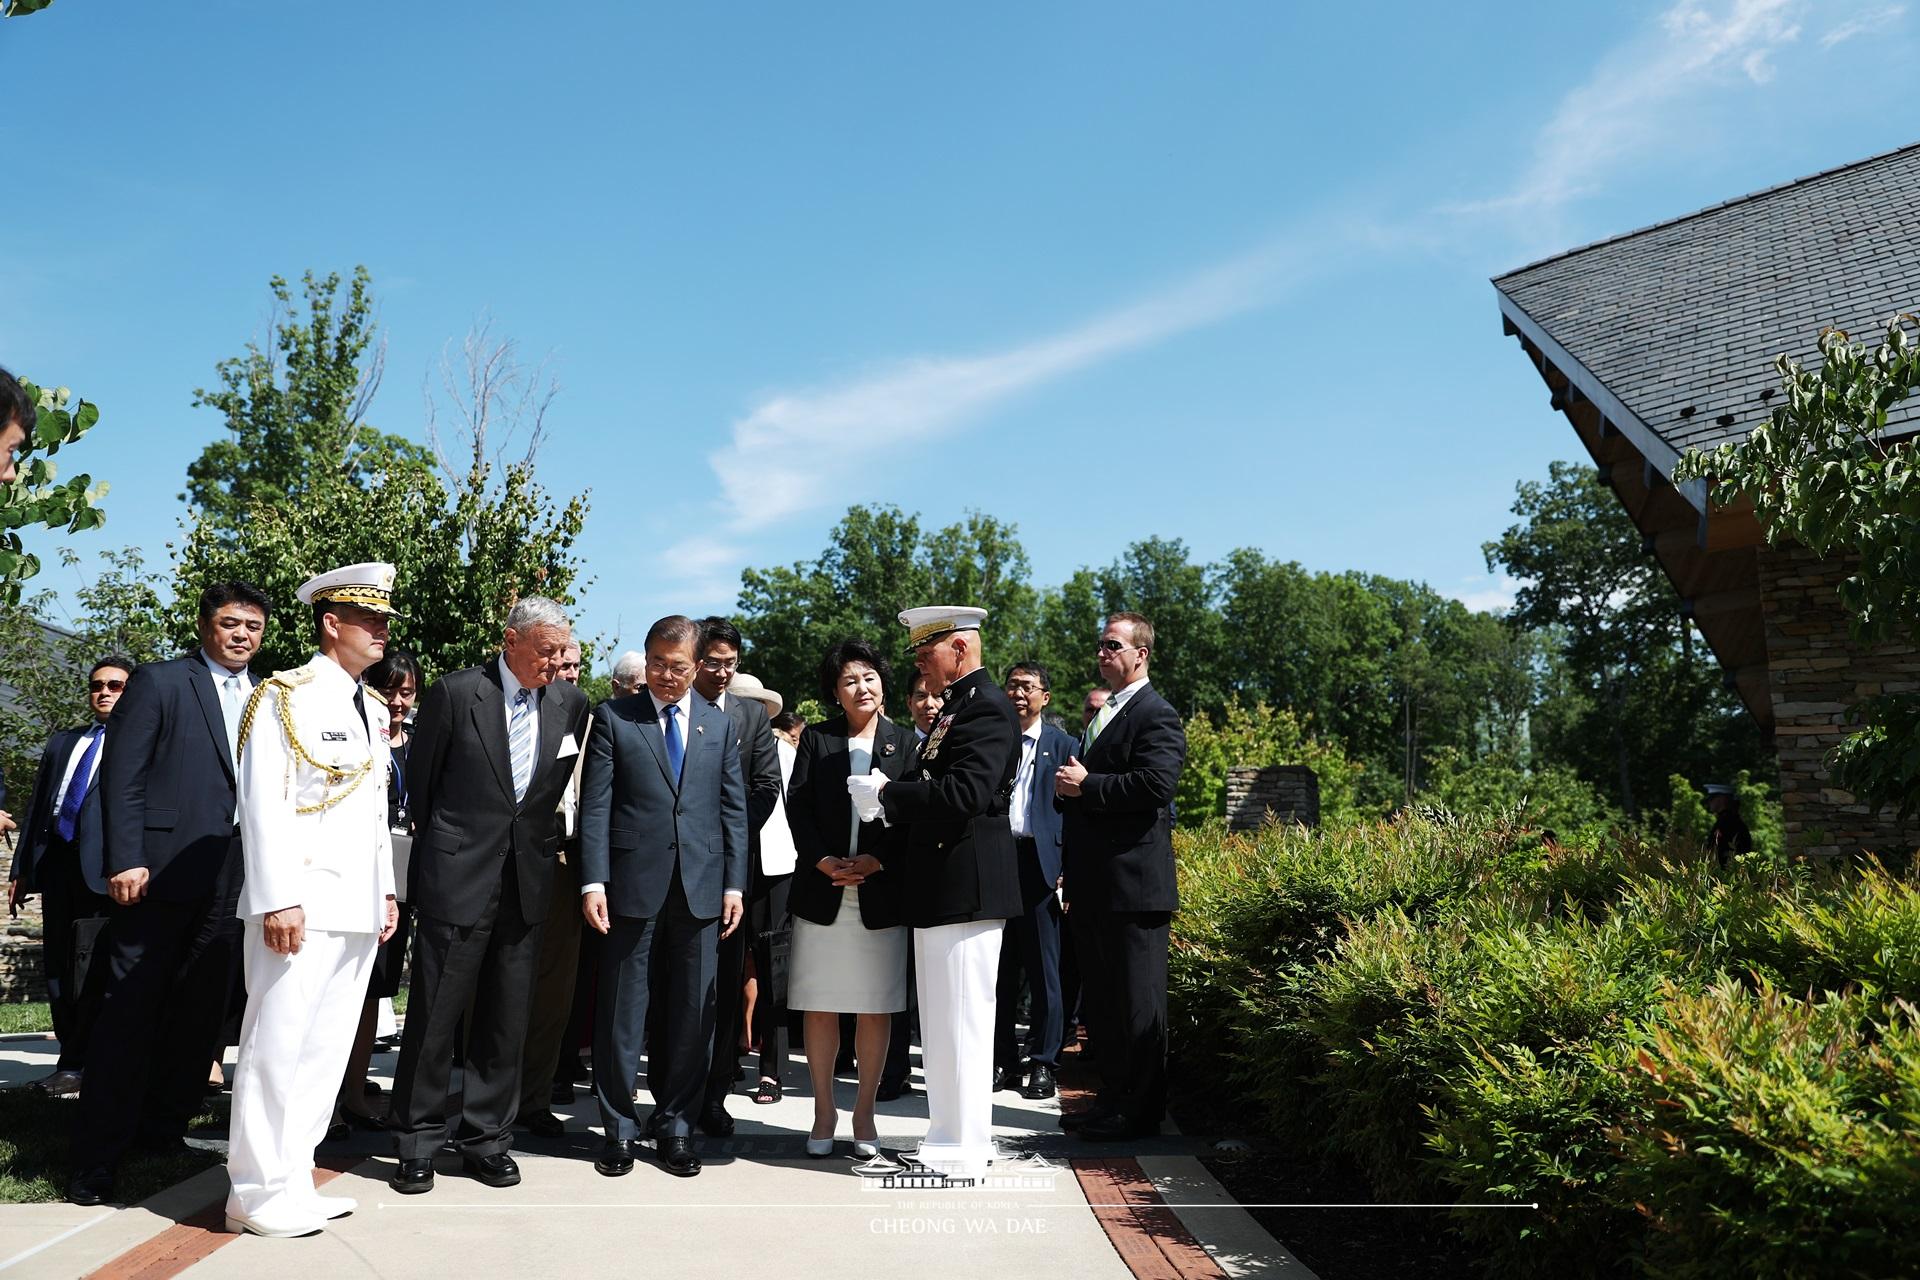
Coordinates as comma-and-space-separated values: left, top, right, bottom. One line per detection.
758, 739, 799, 876
1007, 722, 1042, 838
582, 689, 739, 901
201, 648, 254, 754
498, 654, 543, 741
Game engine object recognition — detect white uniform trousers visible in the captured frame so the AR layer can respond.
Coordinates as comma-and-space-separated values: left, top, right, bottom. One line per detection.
226, 922, 378, 1222
911, 919, 1004, 1180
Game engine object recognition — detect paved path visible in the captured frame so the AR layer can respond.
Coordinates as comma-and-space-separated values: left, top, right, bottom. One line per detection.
0, 1030, 1315, 1279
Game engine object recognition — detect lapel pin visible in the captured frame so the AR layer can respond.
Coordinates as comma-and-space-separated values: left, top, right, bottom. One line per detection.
696, 724, 705, 735
883, 741, 897, 756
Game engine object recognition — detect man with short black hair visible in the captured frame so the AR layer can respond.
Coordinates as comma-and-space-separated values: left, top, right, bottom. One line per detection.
580, 615, 748, 1179
992, 661, 1075, 1101
688, 618, 781, 1136
70, 582, 271, 1205
9, 656, 133, 1096
0, 365, 34, 487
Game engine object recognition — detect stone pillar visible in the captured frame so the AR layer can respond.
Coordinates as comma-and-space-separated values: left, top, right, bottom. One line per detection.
1225, 765, 1319, 832
1757, 542, 1917, 857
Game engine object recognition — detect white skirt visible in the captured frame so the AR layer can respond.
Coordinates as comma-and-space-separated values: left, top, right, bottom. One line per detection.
788, 886, 909, 1014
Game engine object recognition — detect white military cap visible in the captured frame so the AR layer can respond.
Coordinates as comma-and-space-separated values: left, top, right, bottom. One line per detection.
729, 672, 783, 716
898, 605, 988, 649
296, 561, 402, 617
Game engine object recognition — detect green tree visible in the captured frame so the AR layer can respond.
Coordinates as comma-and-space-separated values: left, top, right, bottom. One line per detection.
1484, 461, 1765, 816
1176, 701, 1367, 829
2, 380, 107, 606
170, 270, 588, 678
1675, 318, 1920, 814
184, 267, 431, 542
1095, 536, 1224, 717
2, 1, 58, 15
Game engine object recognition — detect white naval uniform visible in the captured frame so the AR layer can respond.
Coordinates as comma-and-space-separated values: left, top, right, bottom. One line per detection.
227, 654, 395, 1227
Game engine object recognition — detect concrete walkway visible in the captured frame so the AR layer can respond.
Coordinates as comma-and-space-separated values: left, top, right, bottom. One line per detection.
0, 1029, 1316, 1279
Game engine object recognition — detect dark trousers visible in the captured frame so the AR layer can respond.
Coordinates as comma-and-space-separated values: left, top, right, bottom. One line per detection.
1072, 906, 1170, 1125
746, 873, 791, 1084
560, 926, 601, 1080
1058, 908, 1084, 1052
518, 850, 582, 1117
39, 842, 111, 1071
596, 872, 717, 1142
881, 945, 917, 1090
703, 907, 749, 1107
391, 866, 543, 1160
73, 841, 244, 1170
994, 844, 1064, 1070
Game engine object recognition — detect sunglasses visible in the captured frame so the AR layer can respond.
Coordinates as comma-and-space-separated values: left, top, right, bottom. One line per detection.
1096, 639, 1138, 653
89, 679, 126, 693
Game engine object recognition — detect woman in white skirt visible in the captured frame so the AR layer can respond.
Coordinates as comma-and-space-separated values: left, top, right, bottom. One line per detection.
786, 638, 917, 1158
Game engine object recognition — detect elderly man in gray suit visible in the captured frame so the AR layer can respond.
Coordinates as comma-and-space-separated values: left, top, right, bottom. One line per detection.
580, 615, 748, 1179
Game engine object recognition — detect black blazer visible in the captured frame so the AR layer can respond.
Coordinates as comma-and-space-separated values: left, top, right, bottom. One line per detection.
1059, 681, 1187, 913
718, 694, 784, 890
877, 667, 1023, 928
578, 692, 749, 920
100, 653, 249, 901
8, 725, 110, 898
786, 714, 914, 929
407, 659, 591, 928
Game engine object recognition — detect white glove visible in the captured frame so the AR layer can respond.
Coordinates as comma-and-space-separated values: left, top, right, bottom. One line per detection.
847, 772, 887, 823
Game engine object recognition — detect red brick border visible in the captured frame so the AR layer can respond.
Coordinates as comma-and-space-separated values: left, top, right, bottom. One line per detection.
1072, 1157, 1229, 1280
82, 1157, 358, 1280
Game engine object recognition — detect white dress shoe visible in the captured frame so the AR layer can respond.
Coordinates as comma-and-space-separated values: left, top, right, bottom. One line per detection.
805, 1137, 835, 1158
304, 1194, 357, 1220
225, 1208, 326, 1238
852, 1139, 880, 1159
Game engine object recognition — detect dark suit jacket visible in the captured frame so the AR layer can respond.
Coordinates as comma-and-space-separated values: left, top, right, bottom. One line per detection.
877, 667, 1022, 928
9, 725, 110, 897
406, 660, 592, 928
1015, 721, 1076, 891
786, 714, 914, 929
717, 694, 783, 891
1059, 681, 1187, 913
100, 653, 249, 901
579, 692, 749, 920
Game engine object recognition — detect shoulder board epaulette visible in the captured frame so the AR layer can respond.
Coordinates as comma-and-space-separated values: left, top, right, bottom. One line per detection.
362, 686, 388, 706
236, 668, 314, 752
268, 666, 318, 689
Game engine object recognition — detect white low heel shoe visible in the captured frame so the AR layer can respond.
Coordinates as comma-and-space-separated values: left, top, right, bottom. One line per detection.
852, 1139, 880, 1159
307, 1195, 357, 1220
225, 1210, 325, 1238
805, 1136, 835, 1158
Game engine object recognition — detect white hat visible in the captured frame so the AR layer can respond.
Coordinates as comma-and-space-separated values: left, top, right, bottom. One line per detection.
898, 605, 988, 649
729, 671, 783, 716
296, 562, 402, 617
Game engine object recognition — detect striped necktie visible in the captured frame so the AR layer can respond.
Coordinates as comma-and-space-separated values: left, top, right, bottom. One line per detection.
1084, 696, 1116, 751
509, 687, 535, 802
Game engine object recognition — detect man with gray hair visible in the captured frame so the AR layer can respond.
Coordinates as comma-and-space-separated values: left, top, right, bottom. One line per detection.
609, 650, 645, 698
388, 597, 592, 1195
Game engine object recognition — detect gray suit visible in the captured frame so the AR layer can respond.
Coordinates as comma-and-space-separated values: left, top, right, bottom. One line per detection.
579, 692, 747, 1141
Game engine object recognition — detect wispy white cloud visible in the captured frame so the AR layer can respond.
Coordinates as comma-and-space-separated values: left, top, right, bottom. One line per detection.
1449, 573, 1523, 615
1820, 2, 1905, 45
1450, 0, 1805, 216
689, 235, 1322, 548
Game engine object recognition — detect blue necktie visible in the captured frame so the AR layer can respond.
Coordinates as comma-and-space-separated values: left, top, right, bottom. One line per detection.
55, 727, 103, 843
509, 688, 535, 803
663, 704, 685, 786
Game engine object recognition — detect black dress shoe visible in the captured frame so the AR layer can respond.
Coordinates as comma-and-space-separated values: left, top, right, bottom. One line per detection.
992, 1064, 1027, 1092
657, 1135, 701, 1177
1020, 1064, 1057, 1100
548, 1080, 573, 1105
461, 1153, 522, 1187
390, 1158, 436, 1194
1077, 1113, 1159, 1143
67, 1168, 113, 1206
875, 1079, 908, 1103
698, 1102, 734, 1137
521, 1109, 565, 1139
594, 1140, 635, 1177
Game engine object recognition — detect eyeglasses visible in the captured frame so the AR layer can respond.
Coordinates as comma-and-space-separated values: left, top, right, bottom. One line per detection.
89, 679, 126, 693
1005, 680, 1047, 694
698, 657, 738, 673
646, 658, 694, 678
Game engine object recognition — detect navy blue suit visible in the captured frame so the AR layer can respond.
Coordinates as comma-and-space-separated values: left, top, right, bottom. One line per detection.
580, 692, 748, 1141
75, 653, 250, 1171
9, 724, 112, 1069
994, 721, 1076, 1072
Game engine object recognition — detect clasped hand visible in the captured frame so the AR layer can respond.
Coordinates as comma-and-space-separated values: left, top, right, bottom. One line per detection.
817, 853, 883, 887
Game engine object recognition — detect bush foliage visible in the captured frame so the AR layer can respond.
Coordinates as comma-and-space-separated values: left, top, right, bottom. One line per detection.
1171, 817, 1920, 1278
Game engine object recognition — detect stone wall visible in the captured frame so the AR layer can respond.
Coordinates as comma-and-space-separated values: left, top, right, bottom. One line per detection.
2, 890, 49, 1003
1758, 542, 1918, 857
1225, 765, 1319, 831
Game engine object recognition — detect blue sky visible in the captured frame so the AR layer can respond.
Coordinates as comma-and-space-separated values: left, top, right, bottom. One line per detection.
6, 0, 1916, 651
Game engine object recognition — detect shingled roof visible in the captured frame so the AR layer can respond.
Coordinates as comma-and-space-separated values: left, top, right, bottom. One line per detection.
1494, 140, 1920, 493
